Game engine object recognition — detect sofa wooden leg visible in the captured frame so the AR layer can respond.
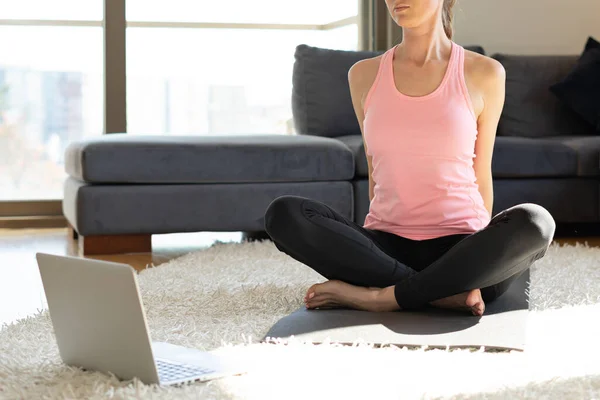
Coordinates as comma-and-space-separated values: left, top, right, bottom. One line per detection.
79, 234, 152, 255
242, 230, 271, 242
67, 222, 79, 240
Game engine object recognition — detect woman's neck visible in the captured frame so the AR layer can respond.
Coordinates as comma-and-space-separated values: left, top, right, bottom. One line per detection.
397, 24, 452, 66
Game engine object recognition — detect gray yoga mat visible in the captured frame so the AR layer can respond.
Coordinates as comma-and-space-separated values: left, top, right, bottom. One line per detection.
264, 269, 530, 351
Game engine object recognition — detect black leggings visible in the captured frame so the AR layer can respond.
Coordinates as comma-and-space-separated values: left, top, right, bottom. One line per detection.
263, 195, 555, 310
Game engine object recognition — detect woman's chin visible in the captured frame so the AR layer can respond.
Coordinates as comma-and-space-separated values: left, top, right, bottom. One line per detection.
392, 16, 414, 27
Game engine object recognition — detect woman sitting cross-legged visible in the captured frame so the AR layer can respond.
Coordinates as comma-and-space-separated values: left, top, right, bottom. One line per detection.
263, 0, 555, 316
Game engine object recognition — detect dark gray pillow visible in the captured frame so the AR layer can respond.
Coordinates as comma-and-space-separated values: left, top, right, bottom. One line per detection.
493, 54, 596, 138
550, 37, 600, 131
585, 36, 600, 52
292, 44, 486, 138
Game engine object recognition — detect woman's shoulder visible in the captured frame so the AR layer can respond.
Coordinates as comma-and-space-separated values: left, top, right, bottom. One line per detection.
348, 53, 385, 86
463, 48, 506, 88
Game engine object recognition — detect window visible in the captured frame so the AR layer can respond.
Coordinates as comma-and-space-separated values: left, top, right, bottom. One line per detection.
0, 0, 101, 20
0, 1, 103, 201
126, 0, 359, 135
126, 0, 356, 25
0, 0, 360, 206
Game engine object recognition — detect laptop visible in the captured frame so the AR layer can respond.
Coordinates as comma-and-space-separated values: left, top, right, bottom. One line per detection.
36, 252, 247, 386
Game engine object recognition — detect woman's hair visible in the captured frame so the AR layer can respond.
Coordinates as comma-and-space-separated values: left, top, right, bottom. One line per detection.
442, 0, 456, 39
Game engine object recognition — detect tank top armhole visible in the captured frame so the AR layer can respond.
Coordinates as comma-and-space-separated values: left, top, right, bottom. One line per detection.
363, 51, 389, 114
457, 46, 478, 123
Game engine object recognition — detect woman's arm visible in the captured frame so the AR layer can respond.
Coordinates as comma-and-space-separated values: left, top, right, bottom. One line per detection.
472, 59, 506, 218
348, 58, 381, 203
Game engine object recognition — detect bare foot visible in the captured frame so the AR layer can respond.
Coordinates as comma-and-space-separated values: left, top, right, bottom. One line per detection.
303, 280, 380, 312
429, 289, 485, 316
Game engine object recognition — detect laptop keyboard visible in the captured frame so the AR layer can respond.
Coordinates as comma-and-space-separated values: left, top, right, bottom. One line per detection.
156, 359, 216, 383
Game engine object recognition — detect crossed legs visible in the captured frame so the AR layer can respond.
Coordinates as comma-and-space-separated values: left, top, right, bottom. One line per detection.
264, 195, 555, 314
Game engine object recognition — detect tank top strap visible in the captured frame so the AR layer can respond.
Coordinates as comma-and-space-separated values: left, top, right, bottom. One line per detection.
381, 45, 398, 82
448, 42, 464, 83
364, 45, 397, 112
449, 43, 477, 119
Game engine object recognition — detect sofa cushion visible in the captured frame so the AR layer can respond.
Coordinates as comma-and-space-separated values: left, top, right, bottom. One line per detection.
543, 136, 600, 176
293, 44, 485, 138
492, 137, 578, 177
493, 54, 597, 137
64, 134, 355, 184
336, 135, 369, 177
493, 136, 600, 177
550, 37, 600, 131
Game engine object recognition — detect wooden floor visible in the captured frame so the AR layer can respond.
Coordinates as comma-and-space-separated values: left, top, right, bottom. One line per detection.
0, 228, 243, 327
1, 228, 599, 327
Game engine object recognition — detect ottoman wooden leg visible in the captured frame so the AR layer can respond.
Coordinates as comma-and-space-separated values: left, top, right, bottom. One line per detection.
67, 222, 79, 240
79, 233, 152, 255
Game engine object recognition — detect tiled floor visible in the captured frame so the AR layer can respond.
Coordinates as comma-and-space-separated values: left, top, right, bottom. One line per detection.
1, 228, 599, 327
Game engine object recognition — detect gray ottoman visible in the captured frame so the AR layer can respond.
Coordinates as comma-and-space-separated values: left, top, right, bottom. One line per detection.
63, 134, 355, 255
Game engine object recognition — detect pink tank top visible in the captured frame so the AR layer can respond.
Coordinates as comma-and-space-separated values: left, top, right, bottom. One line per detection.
362, 42, 491, 240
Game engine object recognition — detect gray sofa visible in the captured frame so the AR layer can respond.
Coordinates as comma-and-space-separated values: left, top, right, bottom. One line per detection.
63, 44, 600, 255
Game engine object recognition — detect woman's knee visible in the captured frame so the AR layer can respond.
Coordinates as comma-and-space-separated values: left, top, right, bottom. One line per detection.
510, 203, 556, 246
264, 195, 306, 237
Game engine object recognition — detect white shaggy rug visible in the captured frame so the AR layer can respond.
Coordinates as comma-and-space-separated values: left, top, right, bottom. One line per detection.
1, 240, 600, 399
